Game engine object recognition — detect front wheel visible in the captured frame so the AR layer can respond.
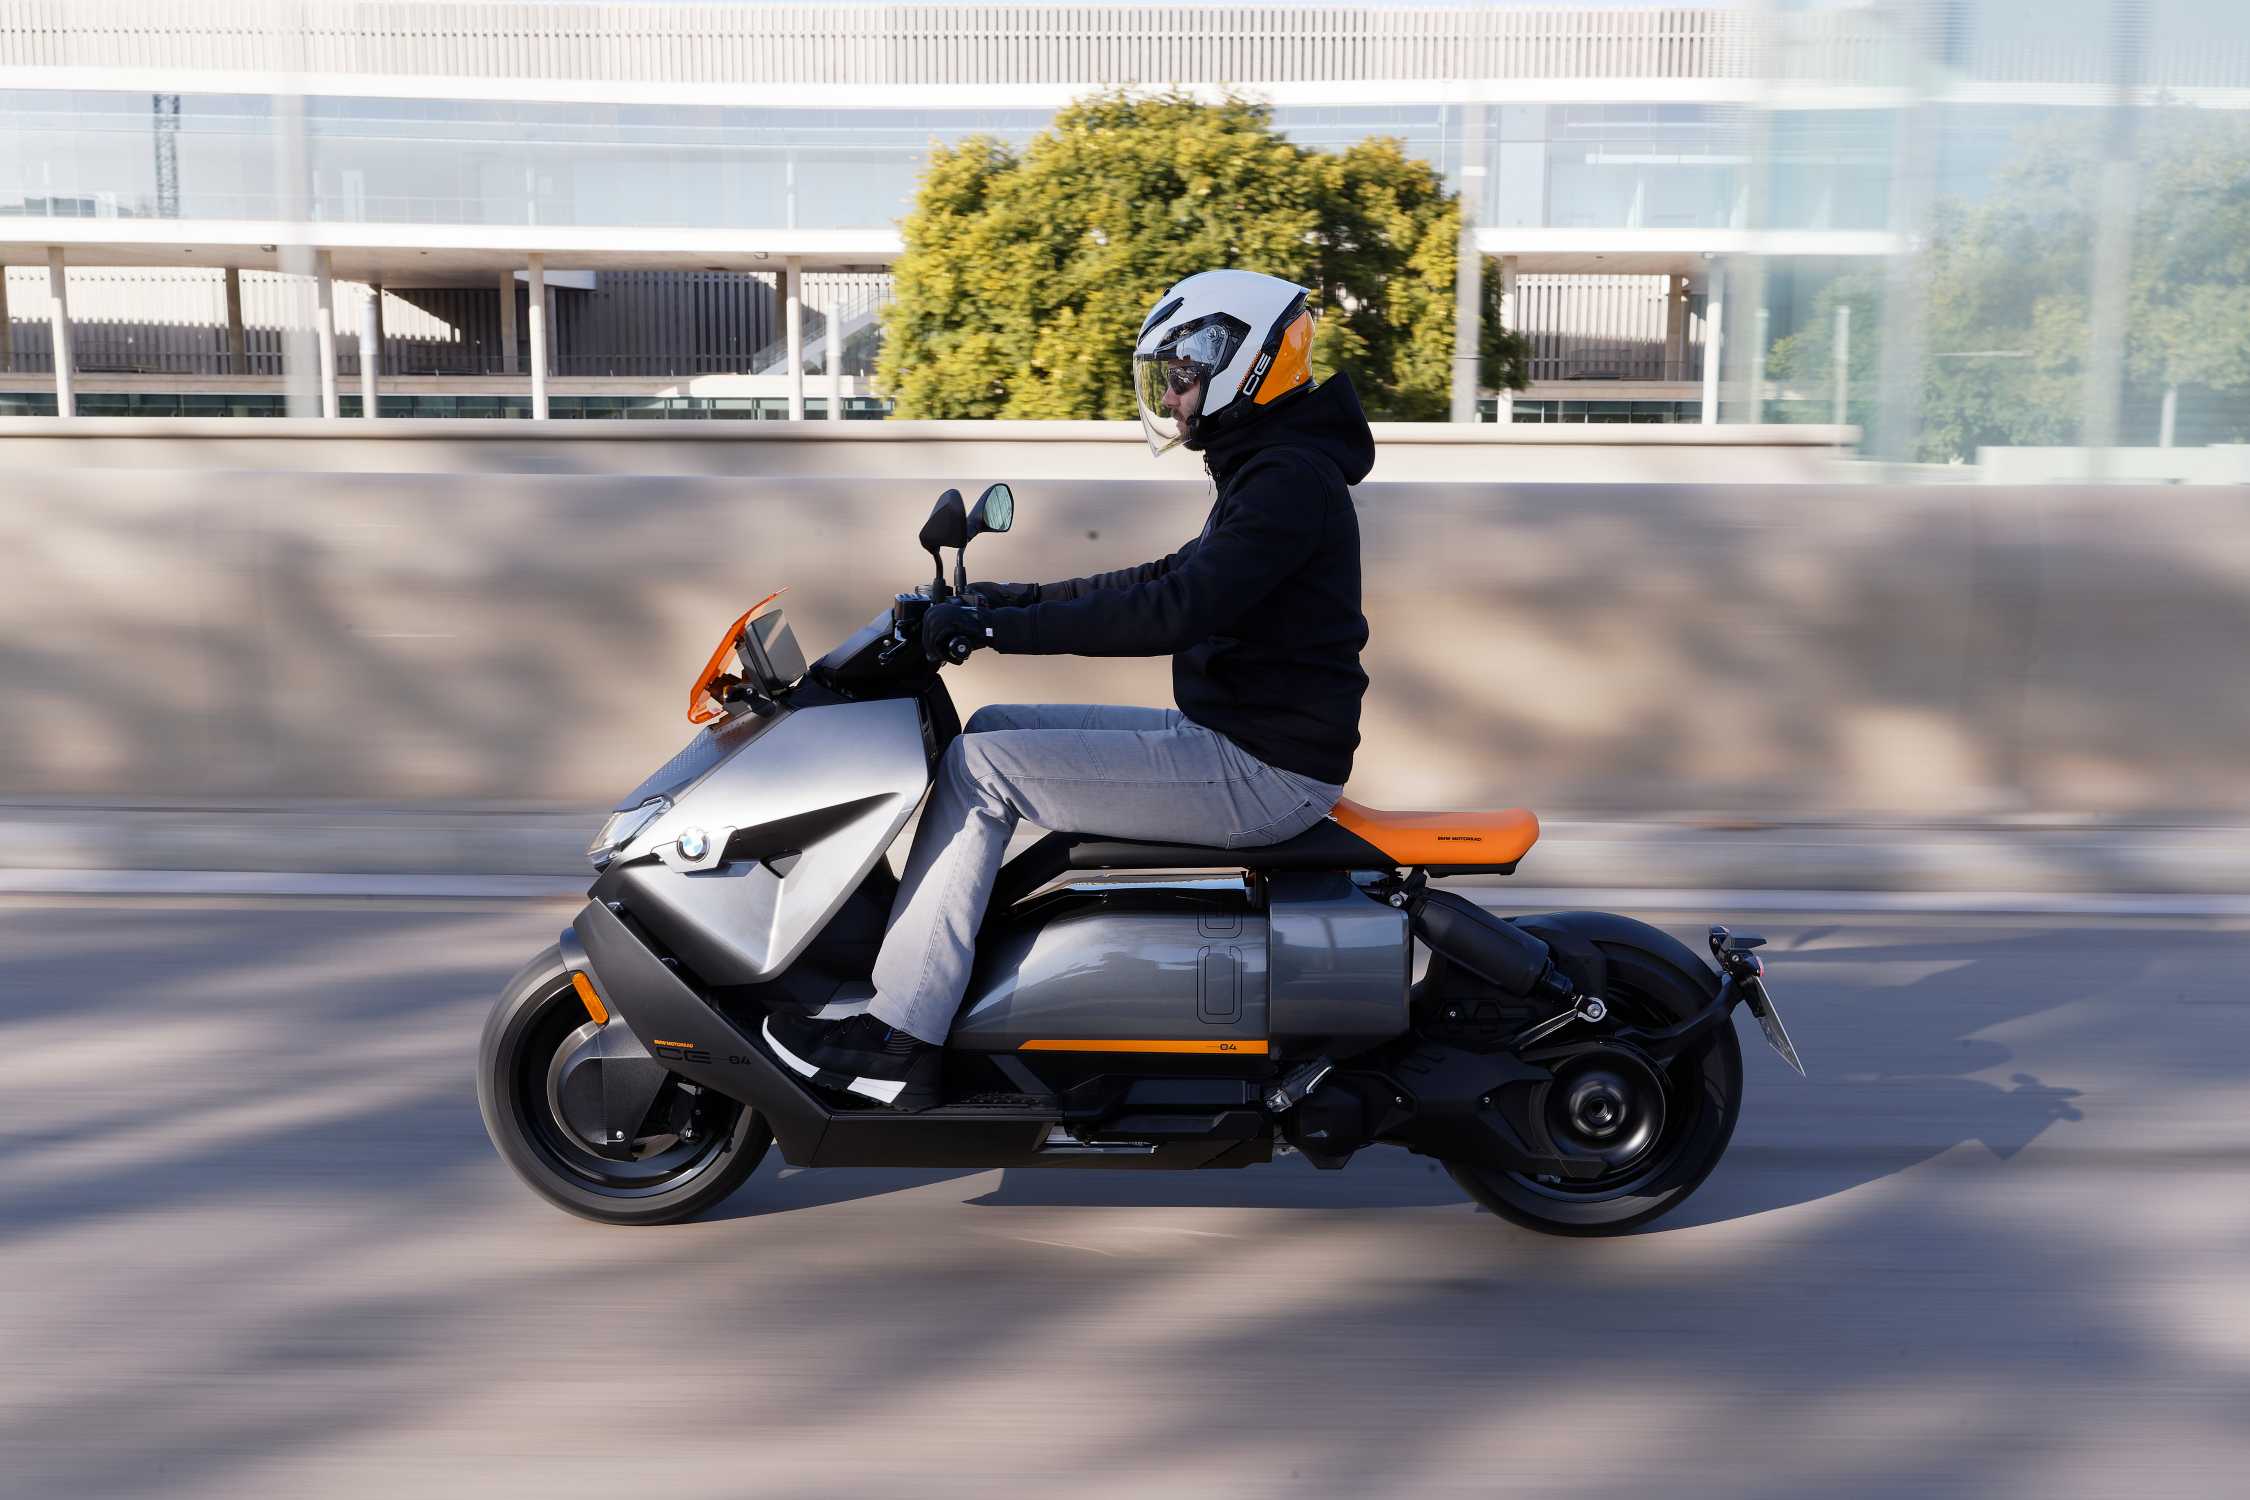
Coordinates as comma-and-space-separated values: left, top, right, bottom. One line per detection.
476, 945, 771, 1225
1448, 931, 1742, 1237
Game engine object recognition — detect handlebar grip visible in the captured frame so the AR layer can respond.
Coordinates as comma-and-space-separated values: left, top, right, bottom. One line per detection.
946, 635, 974, 663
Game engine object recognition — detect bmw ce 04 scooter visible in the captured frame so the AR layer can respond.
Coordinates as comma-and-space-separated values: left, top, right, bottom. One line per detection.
477, 483, 1804, 1236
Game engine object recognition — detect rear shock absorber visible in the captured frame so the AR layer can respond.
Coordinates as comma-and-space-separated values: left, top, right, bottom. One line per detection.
1404, 884, 1578, 1009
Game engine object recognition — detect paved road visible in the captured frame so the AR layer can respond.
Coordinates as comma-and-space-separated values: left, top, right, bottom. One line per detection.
3, 897, 2246, 1498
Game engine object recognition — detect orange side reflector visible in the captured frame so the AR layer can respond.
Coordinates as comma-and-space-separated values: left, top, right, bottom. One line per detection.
1018, 1038, 1268, 1055
569, 971, 610, 1026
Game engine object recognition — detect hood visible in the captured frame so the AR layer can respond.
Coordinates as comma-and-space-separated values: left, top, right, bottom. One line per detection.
1199, 370, 1376, 487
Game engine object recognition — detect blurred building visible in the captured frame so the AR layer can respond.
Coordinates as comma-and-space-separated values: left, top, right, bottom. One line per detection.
0, 0, 2243, 437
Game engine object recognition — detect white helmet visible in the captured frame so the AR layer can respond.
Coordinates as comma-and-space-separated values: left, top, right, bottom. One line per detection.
1132, 269, 1316, 456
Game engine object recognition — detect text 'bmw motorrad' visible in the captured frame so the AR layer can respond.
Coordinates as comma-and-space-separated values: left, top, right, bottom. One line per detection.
476, 484, 1804, 1235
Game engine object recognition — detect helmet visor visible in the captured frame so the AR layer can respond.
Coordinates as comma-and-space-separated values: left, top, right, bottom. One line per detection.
1133, 319, 1243, 455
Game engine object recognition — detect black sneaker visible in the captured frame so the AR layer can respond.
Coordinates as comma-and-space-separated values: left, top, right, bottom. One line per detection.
763, 1011, 942, 1112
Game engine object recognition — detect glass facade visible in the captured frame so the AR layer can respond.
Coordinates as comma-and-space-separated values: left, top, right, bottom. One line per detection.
0, 92, 1055, 230
4, 13, 2245, 458
1497, 399, 1702, 424
0, 91, 1949, 237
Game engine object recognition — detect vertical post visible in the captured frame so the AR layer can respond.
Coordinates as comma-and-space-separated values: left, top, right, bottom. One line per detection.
1748, 305, 1769, 425
273, 94, 321, 419
1700, 279, 1724, 426
784, 256, 805, 421
1663, 273, 1687, 382
1494, 255, 1517, 425
527, 253, 549, 420
826, 283, 845, 421
46, 247, 74, 420
0, 265, 13, 372
2080, 0, 2146, 472
1449, 102, 1487, 424
225, 266, 248, 375
2158, 384, 2177, 448
314, 249, 339, 418
370, 281, 385, 376
1832, 302, 1851, 428
497, 269, 518, 375
359, 285, 380, 418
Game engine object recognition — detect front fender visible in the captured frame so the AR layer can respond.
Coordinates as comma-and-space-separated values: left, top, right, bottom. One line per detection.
569, 899, 833, 1162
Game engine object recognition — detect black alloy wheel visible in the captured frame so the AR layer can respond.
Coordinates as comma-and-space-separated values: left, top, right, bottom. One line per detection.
477, 945, 771, 1225
1449, 936, 1742, 1236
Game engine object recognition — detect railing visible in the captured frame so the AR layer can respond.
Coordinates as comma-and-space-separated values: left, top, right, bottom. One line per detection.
744, 276, 892, 377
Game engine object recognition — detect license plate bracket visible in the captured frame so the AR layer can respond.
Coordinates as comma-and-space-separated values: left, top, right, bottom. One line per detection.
1738, 975, 1804, 1075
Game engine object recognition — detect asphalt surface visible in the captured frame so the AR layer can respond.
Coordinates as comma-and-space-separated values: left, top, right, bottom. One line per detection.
3, 897, 2246, 1498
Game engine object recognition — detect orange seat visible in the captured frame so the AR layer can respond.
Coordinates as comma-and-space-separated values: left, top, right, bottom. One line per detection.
1329, 797, 1540, 868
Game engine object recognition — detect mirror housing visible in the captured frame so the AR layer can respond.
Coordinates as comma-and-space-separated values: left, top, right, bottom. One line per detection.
967, 482, 1015, 539
919, 488, 968, 553
919, 488, 967, 598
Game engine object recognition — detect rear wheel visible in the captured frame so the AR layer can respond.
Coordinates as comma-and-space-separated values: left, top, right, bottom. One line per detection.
476, 945, 771, 1225
1448, 934, 1741, 1237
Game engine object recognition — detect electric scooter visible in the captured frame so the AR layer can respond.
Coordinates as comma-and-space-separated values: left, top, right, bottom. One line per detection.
476, 483, 1803, 1236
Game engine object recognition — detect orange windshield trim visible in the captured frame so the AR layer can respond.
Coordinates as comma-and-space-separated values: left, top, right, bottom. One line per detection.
687, 589, 785, 726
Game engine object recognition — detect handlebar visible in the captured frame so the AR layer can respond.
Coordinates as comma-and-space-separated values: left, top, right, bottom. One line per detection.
945, 635, 974, 664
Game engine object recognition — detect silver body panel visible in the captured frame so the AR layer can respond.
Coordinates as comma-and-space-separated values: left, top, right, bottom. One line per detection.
611, 698, 928, 986
949, 875, 1410, 1056
950, 893, 1271, 1051
1265, 872, 1412, 1051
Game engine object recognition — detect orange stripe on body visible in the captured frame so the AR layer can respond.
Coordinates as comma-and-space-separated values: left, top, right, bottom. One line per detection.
1018, 1038, 1268, 1055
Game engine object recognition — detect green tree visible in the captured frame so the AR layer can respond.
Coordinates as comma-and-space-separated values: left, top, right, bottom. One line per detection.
877, 92, 1529, 421
1480, 261, 1536, 393
1767, 111, 2250, 459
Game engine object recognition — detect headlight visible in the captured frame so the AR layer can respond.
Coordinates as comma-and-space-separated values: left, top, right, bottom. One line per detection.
587, 797, 669, 870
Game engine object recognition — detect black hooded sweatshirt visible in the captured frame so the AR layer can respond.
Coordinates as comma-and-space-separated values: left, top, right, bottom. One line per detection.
983, 371, 1375, 786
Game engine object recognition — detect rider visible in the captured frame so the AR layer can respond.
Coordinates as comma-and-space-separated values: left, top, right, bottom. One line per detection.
765, 269, 1375, 1109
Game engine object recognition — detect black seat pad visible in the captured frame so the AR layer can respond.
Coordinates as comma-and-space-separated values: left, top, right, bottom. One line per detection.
988, 822, 1395, 913
1063, 819, 1390, 872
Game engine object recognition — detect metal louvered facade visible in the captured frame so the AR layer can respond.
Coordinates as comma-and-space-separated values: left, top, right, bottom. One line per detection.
0, 4, 1776, 90
0, 265, 911, 379
6, 1, 2242, 95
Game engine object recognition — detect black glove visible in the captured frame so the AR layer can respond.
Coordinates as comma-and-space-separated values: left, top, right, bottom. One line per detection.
922, 600, 994, 663
964, 580, 1040, 609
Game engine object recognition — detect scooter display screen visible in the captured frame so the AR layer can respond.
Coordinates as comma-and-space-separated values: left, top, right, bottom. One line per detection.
687, 592, 805, 724
740, 608, 807, 689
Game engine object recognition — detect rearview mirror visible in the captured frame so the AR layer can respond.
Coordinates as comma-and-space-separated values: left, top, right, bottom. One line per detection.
918, 488, 968, 553
969, 482, 1015, 537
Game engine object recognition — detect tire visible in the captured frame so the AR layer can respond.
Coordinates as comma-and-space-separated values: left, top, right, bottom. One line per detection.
1448, 925, 1742, 1237
476, 944, 771, 1226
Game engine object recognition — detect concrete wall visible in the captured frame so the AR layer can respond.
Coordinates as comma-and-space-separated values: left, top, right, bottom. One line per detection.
0, 421, 2240, 824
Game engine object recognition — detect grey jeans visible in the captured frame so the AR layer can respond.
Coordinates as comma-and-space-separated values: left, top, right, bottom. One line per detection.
868, 703, 1344, 1044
